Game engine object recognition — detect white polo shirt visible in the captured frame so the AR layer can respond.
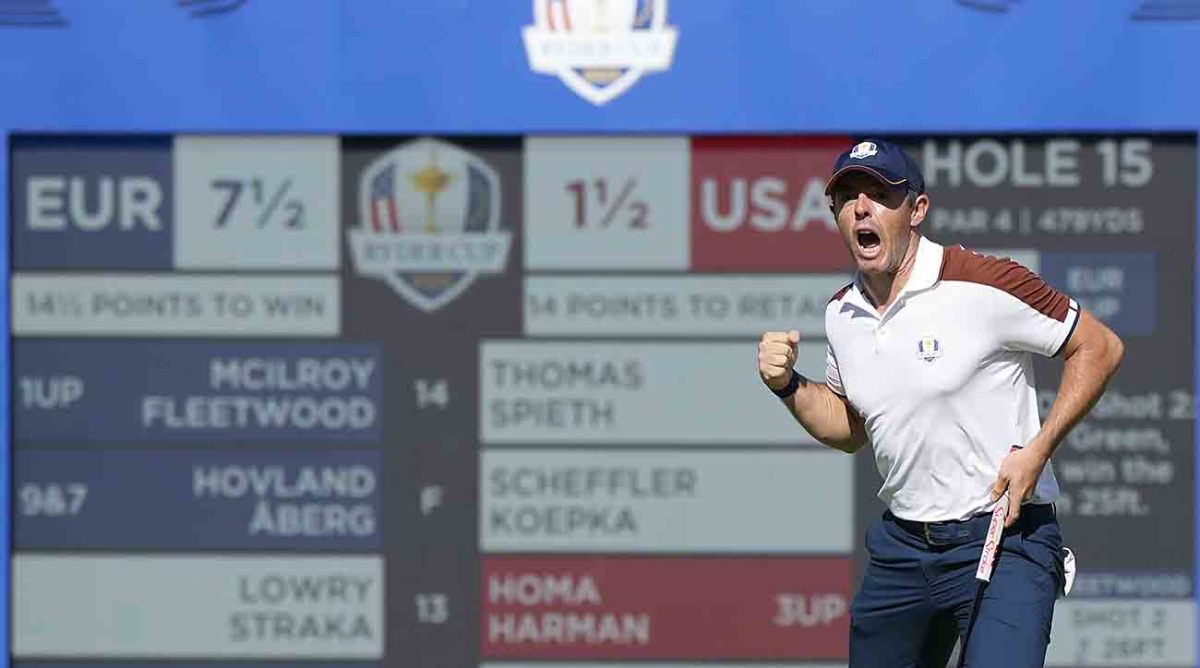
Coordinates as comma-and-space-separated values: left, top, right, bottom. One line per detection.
825, 237, 1080, 522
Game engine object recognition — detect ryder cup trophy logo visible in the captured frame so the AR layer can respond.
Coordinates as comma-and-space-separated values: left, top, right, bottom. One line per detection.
916, 336, 943, 363
348, 138, 511, 312
523, 0, 679, 105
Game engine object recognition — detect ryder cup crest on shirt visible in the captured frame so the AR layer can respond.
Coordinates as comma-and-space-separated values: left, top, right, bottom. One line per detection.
916, 335, 942, 362
523, 0, 679, 105
347, 138, 512, 312
849, 141, 878, 159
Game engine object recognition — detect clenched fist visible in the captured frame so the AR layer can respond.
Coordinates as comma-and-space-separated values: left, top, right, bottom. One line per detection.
758, 330, 799, 391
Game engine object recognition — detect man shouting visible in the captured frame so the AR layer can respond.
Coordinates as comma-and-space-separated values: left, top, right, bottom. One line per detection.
757, 139, 1124, 667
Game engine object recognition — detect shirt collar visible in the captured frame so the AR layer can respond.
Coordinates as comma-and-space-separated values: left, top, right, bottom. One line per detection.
847, 236, 945, 311
901, 236, 945, 294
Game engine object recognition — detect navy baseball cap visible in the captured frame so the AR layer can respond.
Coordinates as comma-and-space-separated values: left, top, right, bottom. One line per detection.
824, 139, 926, 196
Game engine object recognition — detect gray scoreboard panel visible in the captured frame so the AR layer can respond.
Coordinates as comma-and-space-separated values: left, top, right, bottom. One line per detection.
894, 135, 1196, 666
9, 134, 1196, 668
339, 136, 524, 666
895, 136, 1194, 569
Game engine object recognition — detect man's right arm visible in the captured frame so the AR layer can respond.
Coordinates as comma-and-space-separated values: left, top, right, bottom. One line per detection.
758, 330, 867, 453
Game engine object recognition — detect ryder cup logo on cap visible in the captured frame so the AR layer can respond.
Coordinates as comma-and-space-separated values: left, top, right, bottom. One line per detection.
825, 138, 927, 196
523, 0, 679, 105
347, 138, 512, 313
850, 141, 878, 159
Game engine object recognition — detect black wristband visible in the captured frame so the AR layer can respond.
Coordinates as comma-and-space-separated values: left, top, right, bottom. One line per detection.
770, 370, 801, 399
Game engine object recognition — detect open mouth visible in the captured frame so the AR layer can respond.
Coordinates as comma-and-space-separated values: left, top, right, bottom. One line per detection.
856, 229, 881, 253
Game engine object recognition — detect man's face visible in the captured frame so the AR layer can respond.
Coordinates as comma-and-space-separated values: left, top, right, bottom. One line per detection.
829, 171, 926, 275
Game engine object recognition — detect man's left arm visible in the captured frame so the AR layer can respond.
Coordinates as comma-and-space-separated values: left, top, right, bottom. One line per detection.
991, 309, 1125, 526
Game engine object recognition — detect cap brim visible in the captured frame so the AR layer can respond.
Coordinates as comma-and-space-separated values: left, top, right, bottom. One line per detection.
824, 165, 908, 196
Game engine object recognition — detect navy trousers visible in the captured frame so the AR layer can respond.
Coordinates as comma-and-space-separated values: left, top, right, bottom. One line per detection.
850, 504, 1063, 668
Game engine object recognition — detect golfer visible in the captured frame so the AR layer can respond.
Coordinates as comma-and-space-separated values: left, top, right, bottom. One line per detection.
757, 139, 1124, 667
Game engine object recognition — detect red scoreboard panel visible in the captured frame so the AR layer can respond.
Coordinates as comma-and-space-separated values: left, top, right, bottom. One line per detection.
483, 557, 850, 660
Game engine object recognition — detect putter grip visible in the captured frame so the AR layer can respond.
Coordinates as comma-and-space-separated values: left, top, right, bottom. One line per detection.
975, 493, 1008, 583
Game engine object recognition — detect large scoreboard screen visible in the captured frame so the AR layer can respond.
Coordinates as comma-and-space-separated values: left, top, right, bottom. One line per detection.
9, 134, 1196, 667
